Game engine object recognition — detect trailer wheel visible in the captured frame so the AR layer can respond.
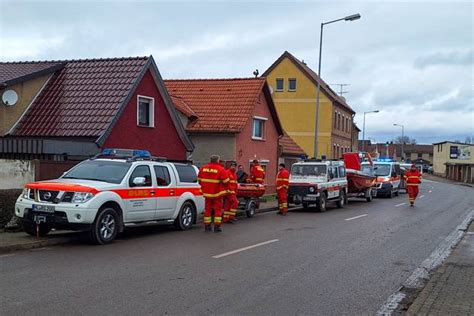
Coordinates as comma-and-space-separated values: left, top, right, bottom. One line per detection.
246, 200, 256, 218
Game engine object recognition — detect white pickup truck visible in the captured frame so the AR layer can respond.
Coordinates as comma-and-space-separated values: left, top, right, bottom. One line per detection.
15, 149, 204, 244
288, 160, 348, 212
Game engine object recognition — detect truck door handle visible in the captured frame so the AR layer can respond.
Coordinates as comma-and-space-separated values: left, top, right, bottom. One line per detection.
150, 191, 155, 196
169, 189, 175, 196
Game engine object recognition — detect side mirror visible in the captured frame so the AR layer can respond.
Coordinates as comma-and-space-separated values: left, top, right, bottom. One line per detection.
132, 177, 146, 186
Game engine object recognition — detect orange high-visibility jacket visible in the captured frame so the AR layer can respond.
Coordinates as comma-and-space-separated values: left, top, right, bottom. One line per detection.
227, 169, 238, 194
404, 170, 422, 186
276, 168, 290, 191
198, 162, 230, 198
250, 164, 265, 183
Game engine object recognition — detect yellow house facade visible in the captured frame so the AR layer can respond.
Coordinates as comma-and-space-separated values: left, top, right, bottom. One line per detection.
263, 51, 355, 159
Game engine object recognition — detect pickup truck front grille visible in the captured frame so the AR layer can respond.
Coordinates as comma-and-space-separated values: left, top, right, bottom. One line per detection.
38, 190, 59, 202
288, 185, 311, 196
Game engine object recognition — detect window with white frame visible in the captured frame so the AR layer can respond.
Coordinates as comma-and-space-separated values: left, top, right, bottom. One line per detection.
276, 78, 284, 91
252, 117, 267, 139
288, 78, 297, 91
137, 96, 154, 127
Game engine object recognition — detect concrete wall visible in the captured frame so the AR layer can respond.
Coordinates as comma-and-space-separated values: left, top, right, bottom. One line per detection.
189, 133, 236, 167
0, 74, 52, 136
0, 159, 36, 189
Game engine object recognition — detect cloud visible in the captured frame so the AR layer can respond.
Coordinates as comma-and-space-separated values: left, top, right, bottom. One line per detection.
414, 49, 474, 69
1, 36, 65, 60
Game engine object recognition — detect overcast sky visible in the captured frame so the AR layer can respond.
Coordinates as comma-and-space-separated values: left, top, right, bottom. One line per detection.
1, 0, 472, 144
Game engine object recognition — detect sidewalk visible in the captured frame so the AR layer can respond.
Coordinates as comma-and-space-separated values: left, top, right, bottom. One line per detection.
423, 174, 473, 188
407, 221, 474, 315
0, 200, 279, 253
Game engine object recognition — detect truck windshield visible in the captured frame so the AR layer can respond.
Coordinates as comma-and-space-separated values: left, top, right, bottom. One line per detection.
62, 160, 131, 184
373, 164, 391, 176
291, 165, 327, 177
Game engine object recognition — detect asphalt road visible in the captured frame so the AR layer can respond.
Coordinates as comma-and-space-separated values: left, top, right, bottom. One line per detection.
1, 179, 473, 315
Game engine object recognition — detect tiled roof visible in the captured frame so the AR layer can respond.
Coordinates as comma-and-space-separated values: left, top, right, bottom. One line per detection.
170, 95, 198, 119
0, 61, 64, 86
165, 78, 279, 133
262, 51, 355, 114
11, 57, 149, 137
280, 133, 305, 155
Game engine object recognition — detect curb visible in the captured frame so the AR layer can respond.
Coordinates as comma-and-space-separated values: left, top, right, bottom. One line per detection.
0, 235, 77, 254
0, 206, 280, 253
377, 210, 474, 315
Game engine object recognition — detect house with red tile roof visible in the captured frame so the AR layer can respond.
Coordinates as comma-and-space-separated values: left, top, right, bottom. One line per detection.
0, 56, 193, 164
164, 78, 284, 192
279, 132, 306, 167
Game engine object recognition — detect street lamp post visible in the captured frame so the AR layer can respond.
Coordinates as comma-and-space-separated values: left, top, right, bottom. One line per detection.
361, 110, 379, 152
313, 13, 361, 159
393, 123, 405, 161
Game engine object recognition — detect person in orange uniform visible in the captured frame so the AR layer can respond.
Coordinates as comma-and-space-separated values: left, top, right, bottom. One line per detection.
276, 163, 290, 215
404, 164, 422, 207
250, 159, 265, 184
198, 155, 230, 232
223, 162, 239, 223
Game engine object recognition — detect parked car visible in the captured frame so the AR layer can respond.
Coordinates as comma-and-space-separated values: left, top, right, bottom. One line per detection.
15, 149, 204, 244
288, 160, 348, 212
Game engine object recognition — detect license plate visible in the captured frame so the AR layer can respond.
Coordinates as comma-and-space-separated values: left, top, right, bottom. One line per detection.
34, 215, 47, 223
32, 204, 55, 213
303, 196, 318, 201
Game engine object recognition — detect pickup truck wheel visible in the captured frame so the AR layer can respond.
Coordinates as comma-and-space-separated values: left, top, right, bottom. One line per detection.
174, 201, 195, 230
90, 207, 119, 245
22, 221, 52, 237
336, 190, 346, 208
317, 193, 327, 212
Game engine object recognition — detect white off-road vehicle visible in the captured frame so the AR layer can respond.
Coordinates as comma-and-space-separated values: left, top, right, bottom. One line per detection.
288, 160, 348, 211
15, 149, 204, 244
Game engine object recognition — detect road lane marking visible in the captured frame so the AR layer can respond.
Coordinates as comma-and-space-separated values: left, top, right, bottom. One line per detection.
344, 214, 368, 221
428, 190, 433, 193
419, 195, 425, 199
212, 239, 279, 259
395, 203, 406, 207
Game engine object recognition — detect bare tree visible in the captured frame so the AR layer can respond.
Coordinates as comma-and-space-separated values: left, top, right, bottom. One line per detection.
393, 135, 417, 145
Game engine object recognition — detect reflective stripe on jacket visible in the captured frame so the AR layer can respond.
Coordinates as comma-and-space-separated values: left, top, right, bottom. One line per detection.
276, 168, 290, 190
198, 162, 230, 198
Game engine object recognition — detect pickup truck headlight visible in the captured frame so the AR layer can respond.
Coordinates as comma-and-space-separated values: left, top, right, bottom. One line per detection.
309, 186, 316, 193
72, 192, 94, 203
22, 188, 29, 199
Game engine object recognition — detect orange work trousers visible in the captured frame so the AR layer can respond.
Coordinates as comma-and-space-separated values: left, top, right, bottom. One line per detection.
204, 198, 223, 227
407, 185, 419, 204
223, 194, 239, 222
277, 188, 288, 214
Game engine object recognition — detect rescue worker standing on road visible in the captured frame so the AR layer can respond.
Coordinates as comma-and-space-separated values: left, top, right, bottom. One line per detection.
250, 159, 265, 184
198, 155, 230, 232
223, 162, 239, 223
276, 163, 290, 215
404, 164, 422, 207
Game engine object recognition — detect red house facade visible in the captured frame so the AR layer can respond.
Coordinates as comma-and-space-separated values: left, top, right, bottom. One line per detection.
0, 56, 193, 162
164, 78, 284, 193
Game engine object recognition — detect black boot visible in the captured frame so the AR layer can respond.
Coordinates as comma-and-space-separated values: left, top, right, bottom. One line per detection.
214, 226, 222, 233
205, 225, 212, 232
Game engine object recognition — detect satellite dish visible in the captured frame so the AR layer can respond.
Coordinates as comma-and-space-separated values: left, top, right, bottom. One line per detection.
2, 89, 18, 106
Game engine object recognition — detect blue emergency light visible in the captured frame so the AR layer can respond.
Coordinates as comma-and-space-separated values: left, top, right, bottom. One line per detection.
101, 148, 151, 158
376, 157, 395, 162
